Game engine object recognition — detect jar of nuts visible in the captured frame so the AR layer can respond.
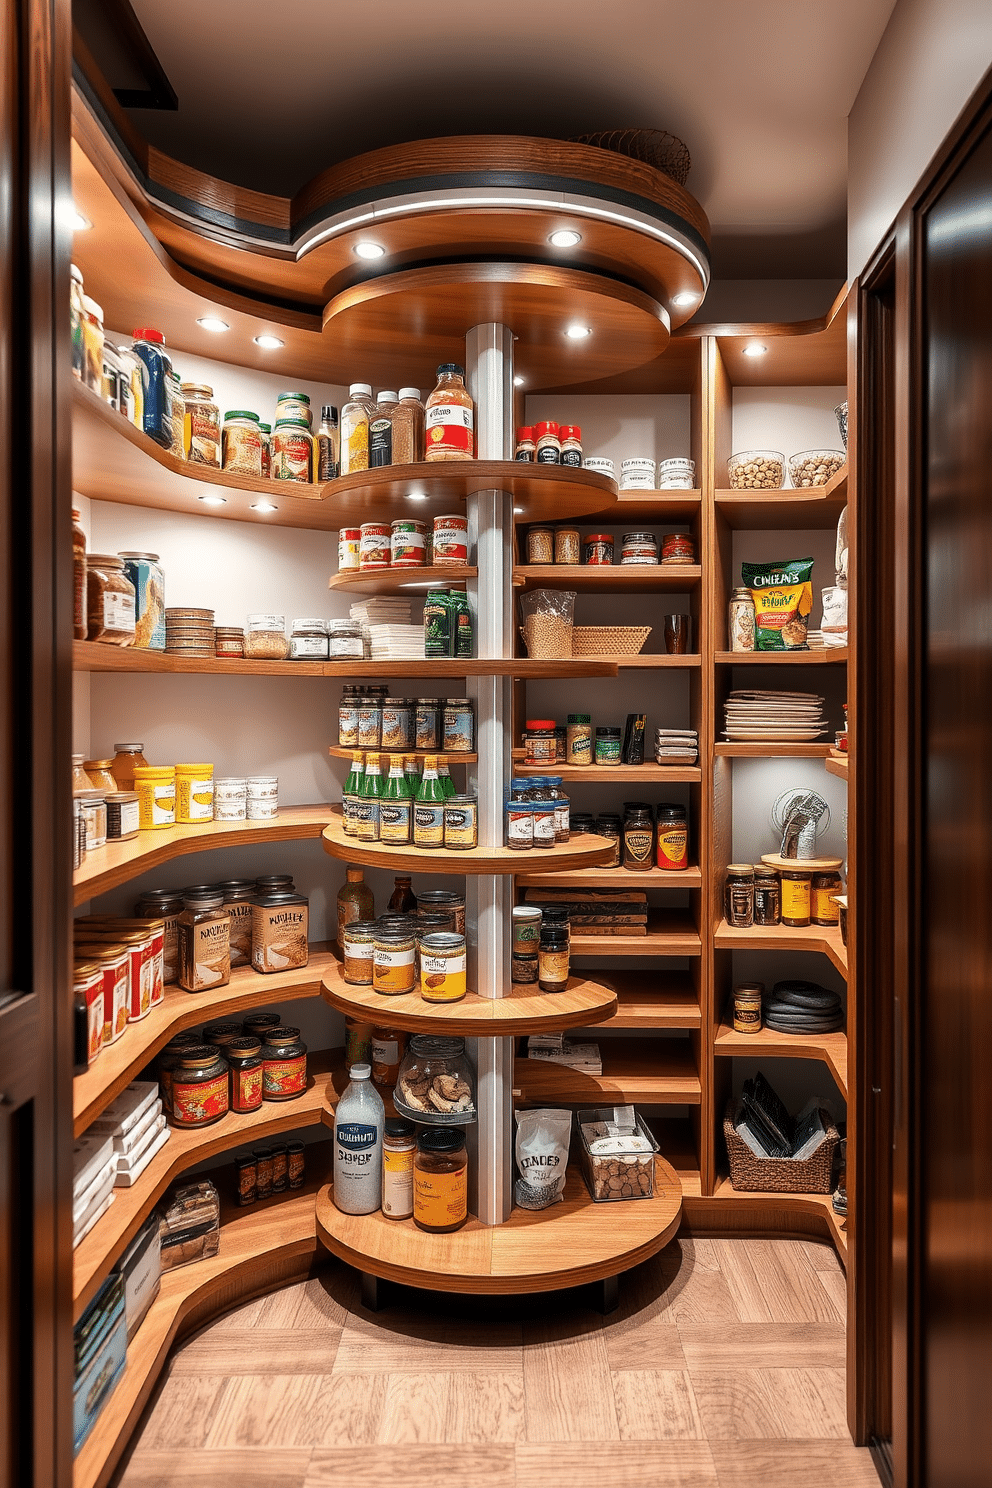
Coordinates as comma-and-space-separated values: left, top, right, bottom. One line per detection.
727, 450, 784, 489
788, 449, 846, 488
577, 1107, 659, 1201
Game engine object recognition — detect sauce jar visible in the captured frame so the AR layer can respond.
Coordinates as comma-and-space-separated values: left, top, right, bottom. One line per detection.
661, 533, 696, 565
419, 933, 467, 1003
442, 698, 475, 752
371, 1026, 406, 1088
343, 920, 376, 985
381, 698, 414, 751
725, 865, 755, 927
414, 1129, 468, 1232
83, 759, 117, 794
444, 796, 478, 850
373, 927, 417, 995
656, 805, 689, 871
623, 808, 655, 870
534, 420, 561, 464
514, 427, 535, 461
226, 1036, 264, 1113
415, 698, 441, 750
289, 619, 328, 661
390, 519, 428, 568
133, 765, 176, 830
181, 383, 220, 466
811, 871, 843, 925
554, 527, 580, 564
424, 363, 474, 462
262, 1028, 308, 1101
538, 926, 570, 993
524, 719, 557, 766
753, 865, 781, 925
359, 521, 391, 571
383, 1118, 416, 1220
559, 425, 583, 467
566, 714, 593, 766
86, 555, 136, 645
170, 1046, 229, 1129
733, 983, 764, 1034
584, 534, 615, 565
272, 418, 314, 482
781, 868, 812, 928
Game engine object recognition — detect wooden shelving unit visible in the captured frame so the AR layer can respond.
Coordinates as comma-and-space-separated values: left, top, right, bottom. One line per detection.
328, 745, 477, 765
513, 564, 701, 593
714, 1022, 848, 1096
510, 759, 701, 782
568, 910, 702, 957
714, 918, 848, 979
714, 741, 832, 758
515, 864, 702, 889
825, 748, 849, 779
714, 647, 848, 666
598, 971, 702, 1030
714, 467, 848, 530
328, 565, 476, 594
514, 1038, 701, 1105
612, 490, 702, 520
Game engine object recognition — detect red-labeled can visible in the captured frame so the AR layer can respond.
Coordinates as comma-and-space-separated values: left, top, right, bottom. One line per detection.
338, 528, 361, 571
661, 533, 696, 565
584, 534, 615, 565
432, 513, 469, 565
359, 522, 391, 570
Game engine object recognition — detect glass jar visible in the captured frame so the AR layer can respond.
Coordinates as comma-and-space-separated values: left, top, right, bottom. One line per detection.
382, 1118, 417, 1219
662, 533, 696, 565
328, 618, 366, 659
133, 765, 176, 830
177, 890, 231, 991
395, 1034, 475, 1123
733, 983, 764, 1035
105, 791, 139, 841
251, 889, 309, 973
566, 714, 592, 766
753, 866, 781, 926
554, 527, 580, 564
781, 868, 812, 927
584, 534, 615, 565
76, 792, 106, 850
214, 879, 254, 968
526, 527, 554, 564
538, 927, 570, 993
414, 1129, 468, 1233
413, 697, 440, 750
595, 727, 621, 765
168, 372, 185, 459
535, 420, 561, 464
371, 1026, 407, 1089
656, 804, 689, 871
274, 391, 312, 427
81, 295, 105, 393
110, 742, 148, 792
102, 341, 126, 413
338, 686, 360, 746
444, 796, 477, 850
289, 618, 328, 661
381, 698, 414, 751
729, 587, 757, 652
86, 555, 136, 645
202, 1021, 243, 1048
559, 425, 583, 467
725, 865, 755, 928
222, 411, 263, 476
506, 799, 534, 850
82, 759, 116, 794
341, 384, 374, 475
244, 613, 289, 660
541, 777, 570, 843
72, 508, 87, 640
272, 418, 314, 482
425, 363, 474, 462
226, 1037, 264, 1113
811, 871, 843, 926
623, 808, 654, 870
214, 627, 244, 659
262, 1029, 308, 1101
419, 933, 467, 1003
595, 814, 622, 867
170, 1046, 229, 1129
442, 698, 474, 753
514, 427, 535, 461
373, 927, 417, 996
621, 532, 660, 565
524, 719, 557, 766
391, 389, 425, 465
416, 889, 465, 937
181, 383, 220, 466
135, 890, 184, 985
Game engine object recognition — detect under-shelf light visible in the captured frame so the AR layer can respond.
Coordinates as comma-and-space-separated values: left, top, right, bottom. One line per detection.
671, 292, 698, 307
514, 376, 525, 387
69, 207, 92, 231
565, 324, 592, 340
407, 492, 428, 501
549, 229, 582, 248
250, 500, 279, 513
354, 241, 386, 259
198, 495, 227, 506
197, 316, 230, 333
742, 343, 768, 358
513, 506, 524, 514
254, 333, 284, 349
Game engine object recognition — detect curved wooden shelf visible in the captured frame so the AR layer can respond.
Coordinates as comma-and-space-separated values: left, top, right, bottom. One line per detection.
323, 461, 618, 523
684, 1179, 847, 1264
714, 742, 833, 758
825, 749, 849, 780
715, 1023, 847, 1097
760, 852, 844, 872
511, 760, 700, 782
73, 804, 335, 904
316, 1158, 681, 1295
600, 971, 702, 1030
514, 564, 701, 593
73, 944, 338, 1137
612, 489, 702, 520
328, 565, 476, 595
321, 805, 614, 876
328, 746, 476, 765
73, 1050, 338, 1322
322, 962, 617, 1035
515, 864, 702, 888
715, 647, 848, 666
715, 467, 848, 531
515, 1038, 701, 1105
714, 919, 848, 979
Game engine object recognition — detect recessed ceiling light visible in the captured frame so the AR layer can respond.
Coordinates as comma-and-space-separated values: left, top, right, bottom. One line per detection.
671, 292, 698, 307
354, 241, 386, 260
198, 494, 227, 506
549, 229, 581, 248
742, 343, 768, 358
253, 333, 284, 349
407, 492, 428, 502
250, 500, 278, 512
69, 207, 92, 231
513, 506, 524, 514
565, 324, 592, 340
197, 316, 230, 333
513, 376, 525, 387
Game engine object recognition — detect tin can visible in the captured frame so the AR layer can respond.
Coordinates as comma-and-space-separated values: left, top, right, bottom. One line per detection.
359, 522, 391, 570
338, 689, 360, 747
584, 534, 614, 565
419, 933, 467, 1002
415, 698, 441, 750
733, 983, 763, 1034
358, 700, 382, 749
433, 513, 468, 565
338, 528, 360, 571
444, 795, 478, 850
379, 799, 412, 843
381, 698, 414, 751
414, 802, 444, 849
390, 519, 428, 568
661, 533, 696, 564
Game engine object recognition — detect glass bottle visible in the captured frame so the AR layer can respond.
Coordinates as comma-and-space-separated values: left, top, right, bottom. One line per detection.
342, 749, 365, 837
340, 383, 374, 476
316, 404, 340, 480
337, 866, 374, 948
392, 388, 425, 464
437, 757, 456, 799
414, 1128, 468, 1233
358, 752, 383, 842
424, 363, 474, 462
333, 1062, 384, 1215
404, 754, 422, 798
414, 754, 445, 849
369, 391, 398, 468
379, 754, 412, 843
388, 876, 418, 914
110, 742, 148, 792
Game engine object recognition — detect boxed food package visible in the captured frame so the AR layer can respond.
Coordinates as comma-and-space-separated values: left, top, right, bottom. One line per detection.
577, 1105, 659, 1201
158, 1179, 220, 1271
118, 1212, 162, 1339
73, 1273, 126, 1455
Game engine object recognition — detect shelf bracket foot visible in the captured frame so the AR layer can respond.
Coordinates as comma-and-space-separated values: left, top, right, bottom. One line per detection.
592, 1274, 620, 1314
360, 1270, 386, 1312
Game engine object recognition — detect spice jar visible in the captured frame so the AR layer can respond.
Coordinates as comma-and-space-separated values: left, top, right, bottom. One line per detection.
725, 865, 755, 928
545, 776, 570, 843
86, 555, 136, 645
110, 742, 148, 792
254, 1147, 274, 1199
202, 1020, 242, 1048
524, 719, 557, 766
133, 765, 176, 830
595, 813, 622, 866
753, 865, 781, 926
262, 1028, 308, 1101
343, 920, 376, 985
72, 508, 87, 640
506, 798, 534, 850
289, 619, 328, 661
811, 871, 843, 926
539, 926, 570, 992
661, 533, 696, 565
276, 391, 313, 427
235, 1153, 257, 1207
514, 427, 535, 461
444, 796, 477, 850
272, 418, 314, 482
414, 1129, 468, 1233
442, 698, 475, 752
559, 425, 583, 467
729, 588, 756, 652
287, 1141, 305, 1189
175, 762, 214, 824
135, 890, 183, 985
272, 1143, 290, 1193
341, 384, 374, 475
733, 983, 764, 1034
76, 792, 106, 851
526, 527, 554, 564
781, 868, 812, 927
244, 614, 289, 660
81, 296, 105, 392
595, 727, 621, 765
381, 698, 413, 751
412, 698, 439, 750
621, 532, 660, 565
656, 804, 689, 871
168, 372, 185, 458
383, 1118, 416, 1219
623, 807, 654, 870
425, 363, 474, 462
391, 389, 425, 465
373, 926, 416, 995
417, 889, 465, 937
555, 527, 580, 564
251, 889, 309, 973
566, 714, 593, 766
535, 420, 561, 464
181, 383, 220, 466
327, 619, 365, 658
177, 890, 231, 992
371, 1026, 406, 1088
419, 933, 467, 1003
226, 1037, 264, 1113
105, 792, 139, 842
584, 534, 615, 565
222, 411, 263, 476
170, 1046, 229, 1129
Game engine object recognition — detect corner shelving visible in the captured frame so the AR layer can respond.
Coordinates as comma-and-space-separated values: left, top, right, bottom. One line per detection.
714, 918, 848, 979
714, 1022, 848, 1096
514, 1038, 701, 1105
569, 910, 702, 958
715, 466, 848, 530
328, 745, 477, 765
327, 566, 477, 595
510, 759, 701, 783
513, 564, 701, 593
825, 749, 849, 780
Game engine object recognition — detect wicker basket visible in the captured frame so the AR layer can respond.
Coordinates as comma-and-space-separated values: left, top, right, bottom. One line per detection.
570, 129, 691, 187
723, 1102, 840, 1194
571, 625, 651, 656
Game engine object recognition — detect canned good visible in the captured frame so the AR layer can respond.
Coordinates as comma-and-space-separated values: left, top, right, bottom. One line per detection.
339, 687, 360, 747
414, 802, 444, 849
359, 522, 391, 570
433, 513, 469, 565
338, 528, 361, 571
442, 698, 474, 752
175, 762, 214, 824
661, 533, 696, 564
419, 933, 467, 1002
415, 698, 441, 750
621, 531, 660, 565
358, 700, 382, 749
390, 519, 428, 567
444, 795, 478, 849
584, 534, 614, 565
373, 928, 417, 995
382, 698, 414, 751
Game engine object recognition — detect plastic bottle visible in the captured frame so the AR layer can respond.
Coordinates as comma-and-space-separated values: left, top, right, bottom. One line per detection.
317, 405, 340, 480
333, 1063, 384, 1214
369, 391, 398, 468
130, 328, 174, 449
340, 384, 375, 475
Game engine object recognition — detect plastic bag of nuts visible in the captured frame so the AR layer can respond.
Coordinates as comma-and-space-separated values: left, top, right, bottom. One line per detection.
577, 1105, 659, 1201
727, 450, 784, 489
518, 588, 575, 658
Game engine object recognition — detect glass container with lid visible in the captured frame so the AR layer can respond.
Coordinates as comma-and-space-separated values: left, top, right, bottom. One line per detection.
169, 1045, 229, 1129
289, 618, 328, 660
414, 1128, 468, 1233
425, 364, 474, 462
221, 410, 263, 476
262, 1029, 308, 1101
177, 890, 231, 992
86, 555, 135, 645
394, 1035, 476, 1124
110, 742, 148, 792
181, 383, 220, 466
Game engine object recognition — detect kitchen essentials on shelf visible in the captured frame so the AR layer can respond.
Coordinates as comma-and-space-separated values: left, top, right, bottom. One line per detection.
726, 1075, 841, 1194
578, 1107, 659, 1200
246, 775, 279, 820
373, 925, 417, 995
105, 791, 139, 842
342, 920, 376, 985
535, 420, 561, 464
566, 713, 593, 765
432, 513, 469, 565
583, 533, 614, 565
526, 1036, 601, 1073
244, 613, 290, 660
582, 456, 615, 477
780, 867, 812, 927
753, 865, 782, 925
133, 765, 175, 829
338, 527, 361, 572
425, 363, 474, 461
554, 526, 581, 564
316, 405, 340, 479
812, 870, 843, 924
261, 1027, 308, 1099
275, 391, 312, 427
72, 508, 88, 640
622, 807, 653, 870
328, 618, 366, 658
657, 457, 696, 488
620, 714, 646, 765
289, 619, 328, 660
725, 865, 755, 927
722, 689, 828, 742
519, 588, 575, 659
619, 457, 656, 491
664, 615, 691, 654
389, 519, 428, 568
514, 1107, 571, 1209
595, 727, 621, 765
559, 425, 583, 466
214, 777, 247, 820
221, 410, 263, 476
341, 384, 374, 476
442, 697, 475, 751
420, 932, 467, 1002
656, 804, 689, 870
345, 1017, 373, 1069
118, 552, 165, 650
762, 979, 844, 1034
414, 1128, 468, 1233
729, 587, 756, 651
86, 555, 136, 645
538, 924, 569, 992
571, 624, 651, 655
727, 450, 784, 489
371, 1026, 406, 1089
741, 558, 814, 651
654, 728, 698, 764
443, 795, 478, 850
177, 890, 230, 991
359, 521, 391, 571
523, 719, 556, 766
252, 888, 308, 973
83, 759, 116, 793
337, 866, 375, 948
272, 417, 315, 482
333, 1062, 384, 1214
165, 606, 214, 656
514, 427, 536, 461
181, 384, 220, 466
395, 1035, 475, 1124
661, 533, 696, 564
621, 531, 659, 565
169, 1047, 228, 1129
226, 1038, 263, 1113
788, 449, 846, 487
733, 983, 764, 1034
174, 762, 214, 824
130, 328, 173, 449
109, 743, 148, 792
382, 1118, 417, 1219
526, 526, 553, 564
216, 881, 254, 968
390, 388, 425, 464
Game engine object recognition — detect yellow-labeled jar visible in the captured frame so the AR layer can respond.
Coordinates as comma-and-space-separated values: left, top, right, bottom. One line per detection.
133, 765, 176, 829
414, 1128, 468, 1232
781, 868, 812, 927
372, 928, 416, 995
419, 932, 467, 1003
175, 762, 214, 823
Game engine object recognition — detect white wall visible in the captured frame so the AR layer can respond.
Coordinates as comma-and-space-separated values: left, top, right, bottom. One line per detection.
523, 394, 691, 467
848, 0, 992, 276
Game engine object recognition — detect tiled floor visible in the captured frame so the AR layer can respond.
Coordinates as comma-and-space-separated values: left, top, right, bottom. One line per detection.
114, 1236, 879, 1488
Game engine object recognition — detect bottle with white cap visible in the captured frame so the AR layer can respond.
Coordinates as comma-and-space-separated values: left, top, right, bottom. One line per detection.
369, 391, 399, 468
333, 1062, 385, 1213
341, 384, 375, 476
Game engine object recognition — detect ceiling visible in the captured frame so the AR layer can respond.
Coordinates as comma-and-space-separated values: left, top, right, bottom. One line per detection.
83, 0, 898, 278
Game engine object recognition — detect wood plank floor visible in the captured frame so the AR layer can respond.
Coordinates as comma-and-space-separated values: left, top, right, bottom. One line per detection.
113, 1237, 879, 1488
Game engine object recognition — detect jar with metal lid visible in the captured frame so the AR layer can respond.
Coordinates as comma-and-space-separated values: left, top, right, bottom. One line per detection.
343, 920, 376, 985
539, 926, 570, 992
729, 587, 756, 652
566, 714, 592, 766
526, 527, 554, 564
170, 1046, 229, 1129
251, 889, 309, 973
339, 686, 360, 747
133, 765, 175, 830
77, 791, 107, 851
181, 383, 220, 466
555, 527, 580, 564
524, 719, 556, 766
444, 796, 477, 850
621, 532, 660, 565
381, 698, 414, 751
235, 1153, 257, 1207
110, 742, 148, 792
623, 808, 654, 870
425, 364, 474, 462
272, 418, 314, 482
275, 391, 313, 427
373, 926, 417, 995
733, 983, 763, 1035
725, 865, 755, 928
203, 1021, 243, 1047
535, 421, 561, 464
244, 613, 289, 660
781, 867, 812, 927
584, 534, 615, 565
154, 1032, 200, 1114
656, 804, 689, 871
416, 889, 465, 937
390, 519, 428, 568
86, 555, 135, 645
105, 792, 139, 841
72, 508, 87, 640
530, 795, 555, 849
328, 618, 365, 659
357, 700, 385, 752
242, 1011, 282, 1040
661, 533, 696, 565
222, 410, 263, 476
371, 1026, 407, 1088
383, 1118, 416, 1219
213, 879, 253, 968
559, 425, 583, 467
533, 777, 569, 843
83, 759, 116, 794
753, 866, 781, 926
175, 761, 215, 824
595, 726, 622, 765
595, 814, 622, 867
414, 1129, 468, 1232
135, 890, 183, 984
419, 933, 467, 1002
442, 698, 474, 752
570, 812, 595, 835
506, 799, 534, 850
262, 1030, 308, 1101
811, 870, 842, 926
177, 889, 230, 992
394, 1034, 475, 1123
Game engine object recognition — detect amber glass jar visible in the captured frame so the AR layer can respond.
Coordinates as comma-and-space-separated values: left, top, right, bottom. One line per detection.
371, 1025, 406, 1087
414, 1128, 468, 1233
72, 507, 87, 640
110, 742, 148, 792
83, 759, 117, 794
169, 1046, 229, 1129
780, 868, 812, 928
811, 870, 842, 926
226, 1037, 263, 1113
86, 554, 135, 645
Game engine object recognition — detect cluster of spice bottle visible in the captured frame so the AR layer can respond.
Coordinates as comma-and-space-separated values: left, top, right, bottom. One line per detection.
338, 690, 474, 752
339, 513, 469, 572
514, 423, 584, 465
523, 526, 696, 567
338, 868, 468, 1004
157, 1013, 308, 1131
523, 713, 648, 768
233, 1139, 306, 1207
342, 752, 477, 850
511, 903, 572, 991
338, 365, 476, 473
724, 863, 843, 928
505, 777, 570, 851
586, 800, 690, 871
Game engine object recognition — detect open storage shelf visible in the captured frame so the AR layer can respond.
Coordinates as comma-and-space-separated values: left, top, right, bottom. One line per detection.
714, 467, 848, 530
513, 564, 701, 593
569, 910, 702, 957
714, 742, 833, 758
597, 971, 702, 1030
328, 566, 476, 595
328, 745, 476, 765
825, 749, 849, 780
714, 647, 848, 666
714, 918, 848, 978
714, 1022, 848, 1096
612, 490, 702, 520
700, 1177, 848, 1261
510, 759, 701, 782
515, 864, 701, 888
514, 1037, 701, 1104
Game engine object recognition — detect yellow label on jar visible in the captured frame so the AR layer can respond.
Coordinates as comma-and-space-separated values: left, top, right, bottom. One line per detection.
137, 779, 175, 829
383, 1147, 415, 1218
812, 887, 840, 923
657, 825, 688, 867
414, 1166, 467, 1228
420, 951, 467, 1002
176, 774, 214, 823
781, 875, 811, 920
373, 943, 416, 994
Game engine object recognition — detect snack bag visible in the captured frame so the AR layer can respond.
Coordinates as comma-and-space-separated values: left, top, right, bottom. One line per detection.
514, 1107, 571, 1209
742, 558, 814, 650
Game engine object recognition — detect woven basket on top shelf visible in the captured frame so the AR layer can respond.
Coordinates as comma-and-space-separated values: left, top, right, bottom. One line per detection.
570, 625, 651, 656
723, 1102, 840, 1194
569, 129, 691, 187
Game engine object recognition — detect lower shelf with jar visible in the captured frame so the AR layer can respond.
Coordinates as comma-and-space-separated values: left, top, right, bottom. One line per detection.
315, 1158, 682, 1294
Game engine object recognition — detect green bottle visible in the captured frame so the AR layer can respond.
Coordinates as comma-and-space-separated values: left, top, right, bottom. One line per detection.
414, 753, 445, 849
404, 754, 422, 796
342, 750, 364, 837
379, 754, 412, 844
423, 590, 451, 658
358, 751, 383, 841
438, 755, 456, 799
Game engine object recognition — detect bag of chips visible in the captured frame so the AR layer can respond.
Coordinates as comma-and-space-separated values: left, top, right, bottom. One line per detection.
741, 557, 814, 650
514, 1107, 572, 1209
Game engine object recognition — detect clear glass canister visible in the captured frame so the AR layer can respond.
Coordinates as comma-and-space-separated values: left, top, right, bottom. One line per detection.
394, 1035, 475, 1122
181, 383, 220, 466
85, 555, 135, 645
414, 1128, 468, 1233
555, 527, 580, 564
289, 618, 328, 660
729, 587, 756, 652
222, 411, 263, 476
328, 619, 365, 658
272, 418, 314, 482
244, 613, 289, 659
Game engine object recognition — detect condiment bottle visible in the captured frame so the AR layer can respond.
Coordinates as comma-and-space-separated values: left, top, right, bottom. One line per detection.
414, 1128, 468, 1233
515, 427, 535, 461
424, 363, 474, 462
388, 876, 418, 914
382, 1118, 416, 1220
781, 868, 812, 927
109, 742, 148, 792
566, 714, 592, 766
316, 405, 340, 479
369, 391, 398, 468
559, 425, 583, 467
333, 1062, 384, 1215
656, 805, 689, 871
538, 925, 570, 992
535, 421, 561, 464
391, 388, 425, 465
623, 807, 655, 870
340, 383, 374, 475
733, 983, 764, 1034
337, 866, 374, 948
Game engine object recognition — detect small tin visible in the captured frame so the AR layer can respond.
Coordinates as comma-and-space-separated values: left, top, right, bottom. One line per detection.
105, 791, 139, 841
733, 983, 764, 1035
442, 698, 474, 752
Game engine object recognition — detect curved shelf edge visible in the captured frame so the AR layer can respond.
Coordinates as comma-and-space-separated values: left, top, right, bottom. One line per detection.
321, 805, 615, 875
328, 566, 477, 595
328, 746, 477, 765
322, 961, 618, 1035
714, 920, 847, 980
684, 1180, 847, 1268
714, 1024, 847, 1098
315, 1159, 682, 1294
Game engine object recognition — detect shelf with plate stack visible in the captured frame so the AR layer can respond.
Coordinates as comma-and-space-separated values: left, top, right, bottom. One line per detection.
714, 466, 848, 530
513, 564, 701, 594
73, 943, 339, 1136
713, 741, 833, 759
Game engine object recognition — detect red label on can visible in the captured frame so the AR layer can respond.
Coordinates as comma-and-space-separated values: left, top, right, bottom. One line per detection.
263, 1056, 307, 1097
172, 1072, 228, 1126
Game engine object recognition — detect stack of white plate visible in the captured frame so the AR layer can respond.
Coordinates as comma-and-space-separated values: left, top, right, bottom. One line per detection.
656, 727, 698, 763
723, 690, 828, 742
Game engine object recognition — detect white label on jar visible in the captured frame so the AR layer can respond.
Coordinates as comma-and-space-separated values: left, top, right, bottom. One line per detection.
507, 809, 532, 844
422, 952, 466, 976
185, 776, 214, 821
246, 799, 278, 820
360, 531, 390, 555
426, 404, 473, 431
290, 635, 328, 659
246, 613, 285, 631
533, 810, 555, 844
373, 944, 415, 968
115, 797, 140, 836
213, 799, 246, 820
247, 778, 279, 796
329, 636, 365, 657
152, 784, 174, 826
372, 1037, 400, 1064
103, 590, 136, 634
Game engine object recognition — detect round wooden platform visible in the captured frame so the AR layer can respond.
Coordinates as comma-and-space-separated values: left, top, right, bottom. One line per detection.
322, 806, 615, 875
315, 1159, 682, 1294
321, 460, 617, 523
760, 853, 845, 872
322, 963, 618, 1036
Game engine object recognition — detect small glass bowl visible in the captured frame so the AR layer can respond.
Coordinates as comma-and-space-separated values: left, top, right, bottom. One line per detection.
727, 450, 784, 490
788, 449, 846, 488
393, 1034, 476, 1126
